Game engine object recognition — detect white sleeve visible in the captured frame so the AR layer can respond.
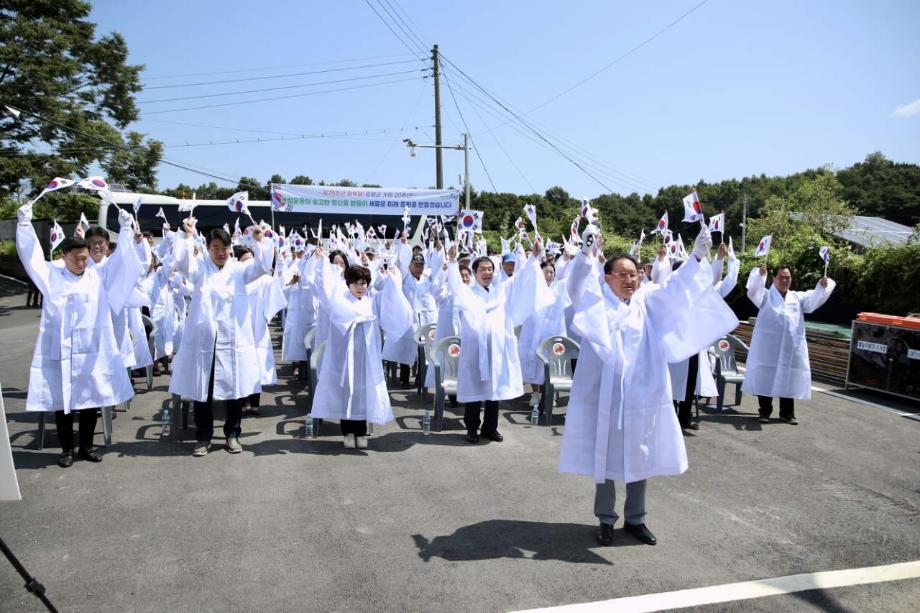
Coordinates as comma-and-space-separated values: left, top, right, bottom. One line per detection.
746, 267, 767, 309
15, 222, 51, 297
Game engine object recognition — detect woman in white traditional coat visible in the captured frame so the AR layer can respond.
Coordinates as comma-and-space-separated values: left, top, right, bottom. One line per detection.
742, 263, 835, 425
423, 255, 470, 391
311, 249, 348, 379
668, 242, 740, 430
169, 219, 272, 457
518, 260, 569, 388
236, 245, 287, 415
446, 239, 552, 444
17, 205, 145, 467
310, 251, 413, 449
561, 226, 737, 546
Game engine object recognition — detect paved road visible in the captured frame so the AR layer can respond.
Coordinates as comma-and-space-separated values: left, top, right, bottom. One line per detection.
1, 280, 919, 612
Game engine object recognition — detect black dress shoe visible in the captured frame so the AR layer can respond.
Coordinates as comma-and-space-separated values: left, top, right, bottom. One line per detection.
77, 448, 103, 463
624, 522, 657, 545
688, 422, 700, 430
466, 431, 480, 443
481, 430, 503, 442
58, 451, 74, 468
596, 522, 614, 546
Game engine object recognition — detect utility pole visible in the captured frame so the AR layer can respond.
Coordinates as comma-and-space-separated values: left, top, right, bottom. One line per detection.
741, 191, 748, 252
432, 45, 443, 189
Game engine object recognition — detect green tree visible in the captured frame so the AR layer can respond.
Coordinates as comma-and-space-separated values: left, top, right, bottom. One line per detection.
0, 0, 161, 197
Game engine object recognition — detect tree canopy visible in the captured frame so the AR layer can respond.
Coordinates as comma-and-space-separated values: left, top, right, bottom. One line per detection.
0, 0, 162, 196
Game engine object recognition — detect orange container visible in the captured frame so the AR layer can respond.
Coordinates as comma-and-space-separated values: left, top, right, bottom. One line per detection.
857, 312, 920, 330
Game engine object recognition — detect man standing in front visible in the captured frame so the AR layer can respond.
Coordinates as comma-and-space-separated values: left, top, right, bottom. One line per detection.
561, 226, 737, 546
743, 264, 835, 425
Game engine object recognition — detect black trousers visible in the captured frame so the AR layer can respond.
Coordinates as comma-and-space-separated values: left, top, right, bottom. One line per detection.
244, 393, 260, 408
677, 354, 699, 428
464, 400, 499, 434
758, 395, 795, 419
340, 420, 368, 437
55, 408, 98, 451
194, 356, 243, 443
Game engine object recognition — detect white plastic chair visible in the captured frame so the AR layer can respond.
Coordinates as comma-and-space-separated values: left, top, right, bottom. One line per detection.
429, 336, 461, 432
709, 334, 749, 411
414, 322, 437, 399
536, 336, 580, 426
37, 406, 114, 449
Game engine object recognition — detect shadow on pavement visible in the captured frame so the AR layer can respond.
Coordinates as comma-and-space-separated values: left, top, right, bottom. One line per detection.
697, 407, 764, 431
412, 519, 623, 564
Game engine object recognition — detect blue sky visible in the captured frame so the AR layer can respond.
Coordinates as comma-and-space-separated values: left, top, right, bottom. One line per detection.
89, 0, 920, 198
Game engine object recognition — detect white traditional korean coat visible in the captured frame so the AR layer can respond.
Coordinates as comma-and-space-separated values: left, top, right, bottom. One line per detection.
668, 254, 740, 400
742, 269, 836, 400
560, 252, 738, 483
17, 210, 145, 414
281, 255, 317, 363
447, 250, 552, 403
381, 269, 437, 365
247, 274, 287, 385
519, 279, 569, 385
167, 232, 273, 402
311, 261, 413, 424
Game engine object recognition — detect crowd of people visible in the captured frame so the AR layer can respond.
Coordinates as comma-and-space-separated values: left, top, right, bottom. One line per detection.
14, 201, 836, 545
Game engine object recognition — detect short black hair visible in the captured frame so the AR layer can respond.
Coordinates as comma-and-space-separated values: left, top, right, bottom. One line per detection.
142, 231, 153, 238
344, 265, 371, 285
84, 226, 107, 241
61, 237, 88, 255
603, 254, 640, 275
774, 264, 793, 276
328, 249, 348, 265
206, 228, 231, 247
233, 245, 253, 259
540, 261, 555, 271
471, 256, 494, 272
459, 265, 471, 276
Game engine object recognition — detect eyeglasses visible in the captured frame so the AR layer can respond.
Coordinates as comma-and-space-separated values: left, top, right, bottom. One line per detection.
610, 272, 639, 280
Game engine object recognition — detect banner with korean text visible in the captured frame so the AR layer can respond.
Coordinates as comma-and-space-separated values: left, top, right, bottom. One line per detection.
270, 184, 459, 216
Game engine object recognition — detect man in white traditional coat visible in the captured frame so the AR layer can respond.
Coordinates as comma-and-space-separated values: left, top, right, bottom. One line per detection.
169, 219, 273, 457
237, 245, 287, 415
562, 225, 738, 546
668, 242, 740, 431
311, 250, 413, 449
446, 239, 552, 443
743, 264, 835, 425
17, 205, 145, 467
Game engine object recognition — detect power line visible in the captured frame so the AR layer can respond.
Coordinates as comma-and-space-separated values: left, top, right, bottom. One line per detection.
439, 55, 616, 193
442, 68, 658, 193
522, 0, 711, 116
361, 0, 427, 59
375, 0, 427, 56
143, 58, 423, 90
139, 68, 426, 103
141, 52, 420, 81
141, 75, 426, 115
383, 0, 429, 51
440, 66, 497, 191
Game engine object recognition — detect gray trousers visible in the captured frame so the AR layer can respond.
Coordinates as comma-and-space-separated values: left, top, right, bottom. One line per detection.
594, 479, 647, 526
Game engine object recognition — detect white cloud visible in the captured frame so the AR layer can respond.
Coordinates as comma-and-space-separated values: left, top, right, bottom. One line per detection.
893, 98, 920, 118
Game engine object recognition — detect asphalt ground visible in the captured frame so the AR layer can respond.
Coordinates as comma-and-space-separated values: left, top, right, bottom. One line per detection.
1, 278, 919, 612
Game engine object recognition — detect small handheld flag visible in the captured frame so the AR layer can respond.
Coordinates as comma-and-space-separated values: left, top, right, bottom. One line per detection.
178, 192, 196, 214
402, 206, 411, 229
45, 177, 76, 194
459, 209, 483, 232
654, 211, 669, 235
226, 191, 250, 216
754, 234, 772, 259
49, 221, 64, 253
77, 176, 109, 192
819, 245, 830, 277
133, 196, 143, 217
523, 203, 538, 227
79, 212, 91, 229
682, 191, 704, 224
708, 212, 724, 234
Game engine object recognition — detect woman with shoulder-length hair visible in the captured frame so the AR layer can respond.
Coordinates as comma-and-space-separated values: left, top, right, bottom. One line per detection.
310, 249, 413, 449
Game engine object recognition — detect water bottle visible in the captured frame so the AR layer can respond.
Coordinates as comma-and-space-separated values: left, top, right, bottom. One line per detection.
422, 409, 431, 436
530, 404, 539, 427
162, 406, 171, 437
305, 414, 315, 439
